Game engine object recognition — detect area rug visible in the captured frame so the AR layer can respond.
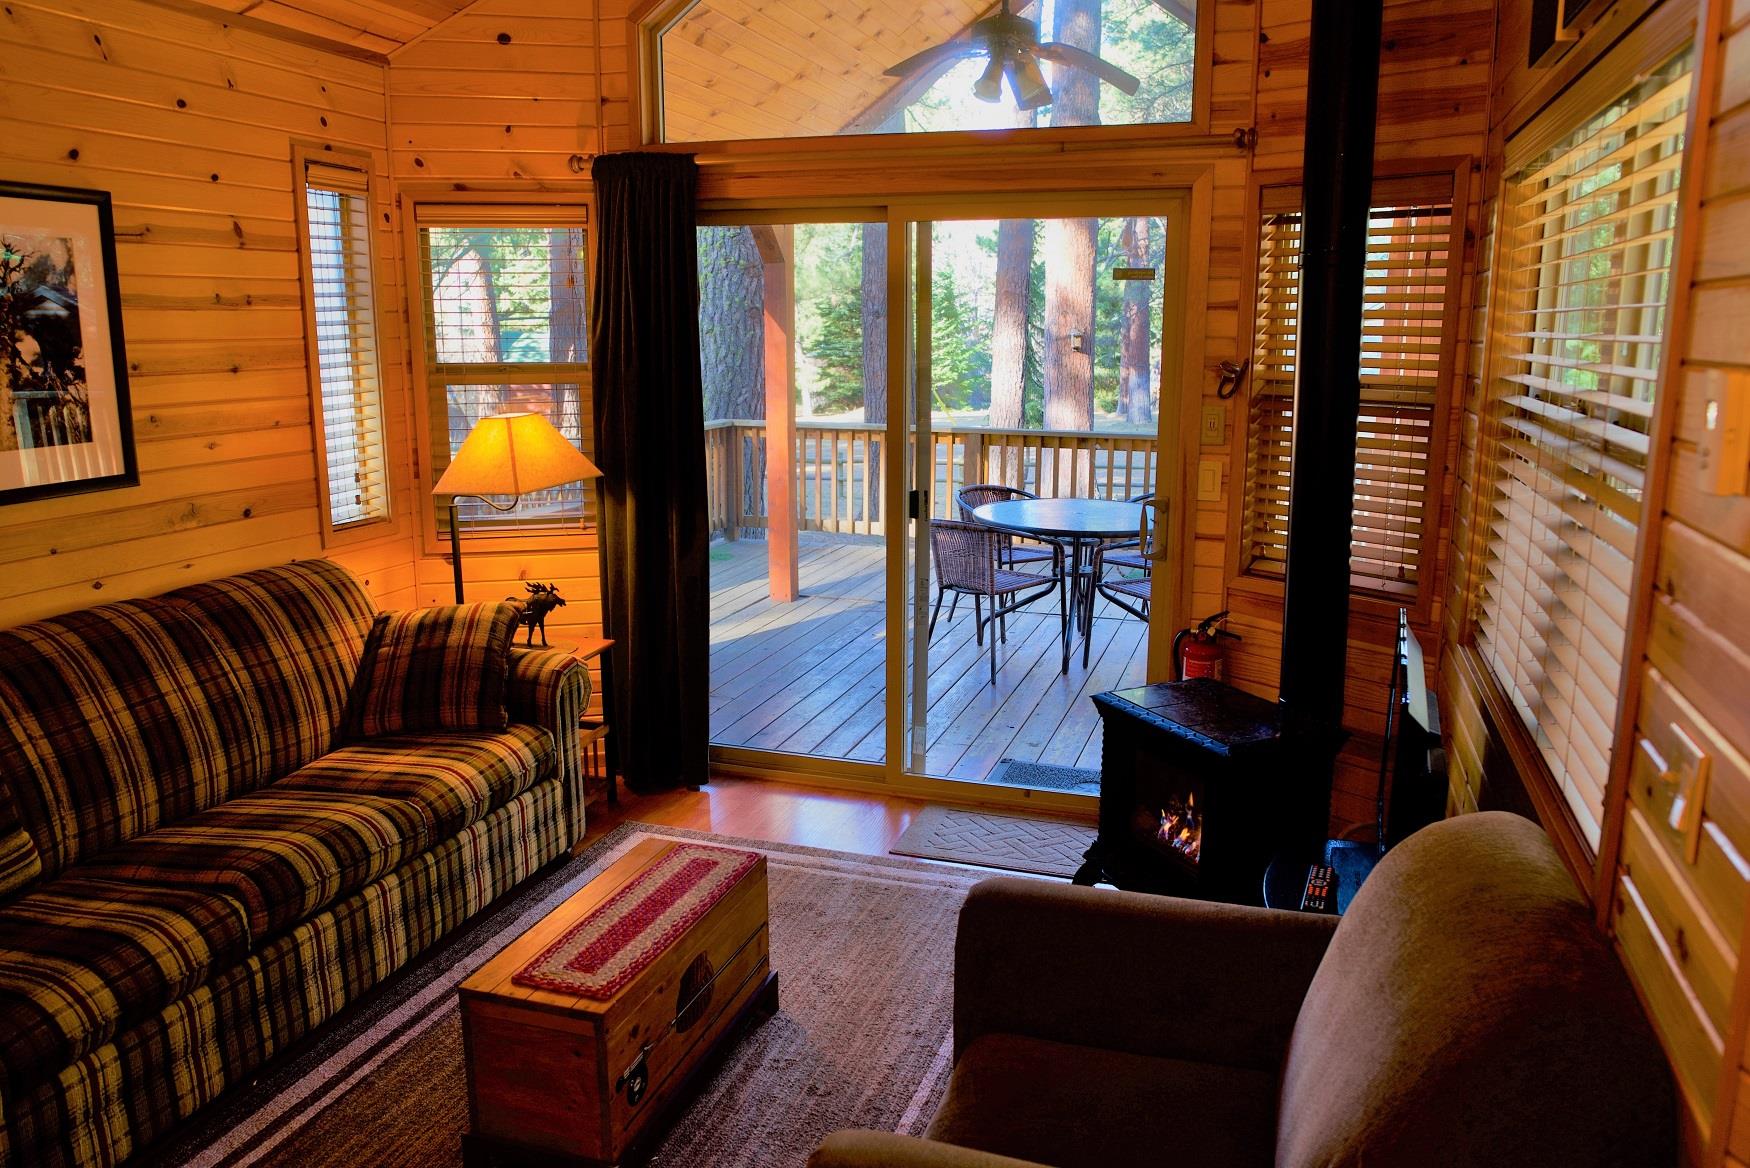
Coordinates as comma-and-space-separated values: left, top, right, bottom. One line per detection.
987, 757, 1102, 794
150, 824, 985, 1168
890, 805, 1096, 879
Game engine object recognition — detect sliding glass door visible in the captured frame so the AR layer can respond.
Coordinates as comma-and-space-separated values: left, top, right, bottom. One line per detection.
896, 200, 1183, 797
700, 195, 1188, 803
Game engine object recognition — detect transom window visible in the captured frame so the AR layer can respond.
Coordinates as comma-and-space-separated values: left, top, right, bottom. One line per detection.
414, 206, 591, 534
651, 0, 1197, 144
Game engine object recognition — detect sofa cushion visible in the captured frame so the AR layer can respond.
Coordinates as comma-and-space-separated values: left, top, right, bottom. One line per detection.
165, 559, 377, 783
0, 875, 252, 1097
926, 1033, 1276, 1168
0, 600, 267, 876
0, 782, 43, 902
78, 788, 435, 939
274, 725, 555, 843
1276, 812, 1674, 1168
348, 602, 522, 738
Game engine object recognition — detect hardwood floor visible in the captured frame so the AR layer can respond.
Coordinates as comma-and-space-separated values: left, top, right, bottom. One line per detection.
580, 775, 926, 858
709, 536, 1149, 785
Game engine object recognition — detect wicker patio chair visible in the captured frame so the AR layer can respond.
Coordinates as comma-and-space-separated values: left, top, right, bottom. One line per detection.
956, 484, 1058, 571
929, 519, 1068, 684
1100, 492, 1157, 574
1093, 541, 1154, 622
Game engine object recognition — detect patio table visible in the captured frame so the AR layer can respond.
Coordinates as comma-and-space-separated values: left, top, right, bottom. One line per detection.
971, 497, 1147, 668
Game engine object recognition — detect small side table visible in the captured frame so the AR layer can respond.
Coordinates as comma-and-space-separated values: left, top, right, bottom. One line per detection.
551, 638, 617, 805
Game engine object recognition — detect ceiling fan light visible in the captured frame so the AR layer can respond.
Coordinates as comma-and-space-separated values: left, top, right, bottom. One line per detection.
973, 53, 1005, 103
1010, 55, 1052, 109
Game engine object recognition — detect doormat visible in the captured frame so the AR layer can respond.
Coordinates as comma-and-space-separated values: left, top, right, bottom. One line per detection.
890, 806, 1096, 879
987, 758, 1101, 794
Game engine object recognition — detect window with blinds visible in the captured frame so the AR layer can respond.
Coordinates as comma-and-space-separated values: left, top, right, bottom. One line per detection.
415, 207, 591, 532
1242, 176, 1457, 598
1475, 48, 1692, 850
299, 156, 387, 534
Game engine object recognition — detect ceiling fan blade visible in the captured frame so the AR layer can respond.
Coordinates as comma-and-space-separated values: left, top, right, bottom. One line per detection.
884, 40, 984, 80
1034, 42, 1142, 95
1007, 53, 1053, 110
973, 52, 1006, 103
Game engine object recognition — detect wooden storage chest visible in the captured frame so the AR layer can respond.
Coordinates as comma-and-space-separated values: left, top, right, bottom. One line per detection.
460, 838, 777, 1166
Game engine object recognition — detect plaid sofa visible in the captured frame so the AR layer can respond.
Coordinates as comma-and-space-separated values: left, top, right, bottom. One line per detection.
0, 560, 590, 1168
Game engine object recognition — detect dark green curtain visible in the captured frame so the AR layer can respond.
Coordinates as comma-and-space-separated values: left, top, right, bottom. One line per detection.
590, 152, 708, 794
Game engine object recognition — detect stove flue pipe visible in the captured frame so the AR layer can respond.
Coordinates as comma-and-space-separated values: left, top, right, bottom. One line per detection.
1278, 0, 1384, 843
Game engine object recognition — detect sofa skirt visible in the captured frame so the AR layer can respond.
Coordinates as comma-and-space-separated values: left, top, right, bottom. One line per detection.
1, 777, 568, 1168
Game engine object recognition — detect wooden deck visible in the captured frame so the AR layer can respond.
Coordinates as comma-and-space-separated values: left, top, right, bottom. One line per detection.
709, 536, 1148, 786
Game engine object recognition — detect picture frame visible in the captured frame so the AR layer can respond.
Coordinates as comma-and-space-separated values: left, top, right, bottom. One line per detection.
0, 181, 137, 505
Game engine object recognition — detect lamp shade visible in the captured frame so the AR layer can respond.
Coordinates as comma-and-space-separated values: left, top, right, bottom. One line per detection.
431, 412, 602, 498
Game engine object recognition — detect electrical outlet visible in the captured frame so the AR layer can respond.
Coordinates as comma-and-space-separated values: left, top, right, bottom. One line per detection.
1200, 405, 1225, 445
1196, 458, 1221, 501
1698, 370, 1750, 496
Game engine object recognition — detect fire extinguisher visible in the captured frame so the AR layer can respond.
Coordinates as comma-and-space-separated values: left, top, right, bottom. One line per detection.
1173, 611, 1241, 681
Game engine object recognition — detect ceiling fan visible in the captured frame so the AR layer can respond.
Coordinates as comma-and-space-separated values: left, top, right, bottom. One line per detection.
882, 0, 1141, 112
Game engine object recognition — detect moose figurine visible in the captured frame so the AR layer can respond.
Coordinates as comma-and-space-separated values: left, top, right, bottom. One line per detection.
510, 582, 566, 646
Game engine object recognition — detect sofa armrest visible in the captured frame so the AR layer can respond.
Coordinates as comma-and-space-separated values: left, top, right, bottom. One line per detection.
507, 646, 592, 843
955, 877, 1337, 1072
809, 1132, 1053, 1168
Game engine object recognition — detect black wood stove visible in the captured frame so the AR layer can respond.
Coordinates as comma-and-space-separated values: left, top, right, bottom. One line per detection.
1072, 679, 1290, 905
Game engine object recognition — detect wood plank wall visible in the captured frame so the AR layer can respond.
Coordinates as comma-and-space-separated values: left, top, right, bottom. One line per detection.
1223, 0, 1494, 835
0, 0, 419, 626
1, 0, 1493, 837
1617, 0, 1750, 1159
383, 0, 635, 680
1439, 0, 1750, 1160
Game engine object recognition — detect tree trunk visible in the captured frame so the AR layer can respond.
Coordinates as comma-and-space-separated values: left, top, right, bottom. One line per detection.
1119, 217, 1154, 426
697, 225, 766, 422
1042, 0, 1100, 442
988, 106, 1037, 434
988, 219, 1034, 432
860, 223, 887, 425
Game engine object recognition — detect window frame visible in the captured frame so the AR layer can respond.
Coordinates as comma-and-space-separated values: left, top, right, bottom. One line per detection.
293, 144, 392, 547
1225, 157, 1471, 628
1458, 36, 1696, 861
629, 0, 1216, 150
403, 189, 597, 558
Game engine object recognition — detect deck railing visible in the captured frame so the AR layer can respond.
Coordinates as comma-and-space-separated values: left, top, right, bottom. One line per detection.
705, 419, 1158, 539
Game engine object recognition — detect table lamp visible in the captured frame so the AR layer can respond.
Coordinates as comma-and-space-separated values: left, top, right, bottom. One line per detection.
431, 411, 603, 604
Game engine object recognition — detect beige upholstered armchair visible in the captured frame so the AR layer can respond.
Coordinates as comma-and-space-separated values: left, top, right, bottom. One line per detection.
811, 813, 1673, 1168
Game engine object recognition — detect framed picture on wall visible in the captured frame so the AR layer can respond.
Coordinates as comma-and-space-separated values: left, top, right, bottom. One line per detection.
0, 181, 136, 505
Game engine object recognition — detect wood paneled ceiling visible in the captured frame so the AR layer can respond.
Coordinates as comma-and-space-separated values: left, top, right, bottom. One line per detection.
178, 0, 476, 57
657, 0, 997, 143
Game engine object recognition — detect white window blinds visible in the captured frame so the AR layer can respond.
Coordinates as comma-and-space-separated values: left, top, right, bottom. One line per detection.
1243, 176, 1456, 598
415, 207, 590, 532
1475, 48, 1692, 850
301, 157, 387, 532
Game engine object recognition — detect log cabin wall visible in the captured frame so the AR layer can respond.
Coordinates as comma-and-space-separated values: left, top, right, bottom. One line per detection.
383, 0, 631, 684
1223, 0, 1494, 835
1440, 0, 1750, 1159
0, 0, 419, 626
371, 0, 1490, 837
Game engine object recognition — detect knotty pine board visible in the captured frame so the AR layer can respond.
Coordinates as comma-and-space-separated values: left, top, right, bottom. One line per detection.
0, 0, 419, 624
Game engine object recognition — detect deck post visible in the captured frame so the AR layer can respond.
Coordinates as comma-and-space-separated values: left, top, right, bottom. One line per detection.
755, 224, 799, 602
960, 431, 983, 503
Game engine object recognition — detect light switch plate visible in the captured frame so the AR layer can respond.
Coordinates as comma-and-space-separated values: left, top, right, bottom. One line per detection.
1698, 370, 1750, 496
1666, 723, 1711, 864
1196, 458, 1221, 501
1200, 405, 1225, 445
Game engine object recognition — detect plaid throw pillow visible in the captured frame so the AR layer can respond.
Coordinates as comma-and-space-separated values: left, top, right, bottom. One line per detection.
0, 784, 42, 902
349, 603, 521, 738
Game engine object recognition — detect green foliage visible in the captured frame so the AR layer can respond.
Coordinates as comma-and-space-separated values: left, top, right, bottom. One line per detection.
794, 223, 866, 414
931, 262, 992, 412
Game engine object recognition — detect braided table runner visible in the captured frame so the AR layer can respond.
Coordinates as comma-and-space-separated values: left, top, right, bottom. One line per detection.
512, 843, 761, 999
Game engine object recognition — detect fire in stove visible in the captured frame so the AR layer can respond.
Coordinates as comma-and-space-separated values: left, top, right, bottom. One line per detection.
1155, 793, 1201, 863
